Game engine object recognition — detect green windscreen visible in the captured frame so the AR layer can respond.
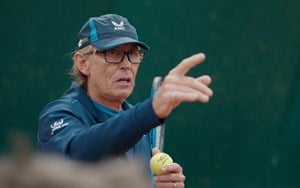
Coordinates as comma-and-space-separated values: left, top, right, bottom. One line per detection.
1, 1, 299, 187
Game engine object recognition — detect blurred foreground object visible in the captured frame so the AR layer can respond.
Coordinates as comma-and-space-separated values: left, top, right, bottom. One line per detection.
0, 132, 149, 188
0, 154, 149, 188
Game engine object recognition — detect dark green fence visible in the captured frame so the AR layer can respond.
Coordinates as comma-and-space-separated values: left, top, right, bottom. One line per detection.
1, 1, 299, 187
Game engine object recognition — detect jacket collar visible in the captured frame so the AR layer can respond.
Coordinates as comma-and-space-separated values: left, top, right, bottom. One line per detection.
63, 82, 131, 122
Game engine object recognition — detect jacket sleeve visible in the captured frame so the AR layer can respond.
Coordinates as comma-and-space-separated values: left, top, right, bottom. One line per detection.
37, 98, 163, 162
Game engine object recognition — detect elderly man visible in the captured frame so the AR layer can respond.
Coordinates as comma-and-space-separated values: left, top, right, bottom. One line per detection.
38, 14, 213, 188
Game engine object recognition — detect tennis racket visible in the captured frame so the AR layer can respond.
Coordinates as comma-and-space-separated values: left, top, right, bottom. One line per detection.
150, 76, 165, 151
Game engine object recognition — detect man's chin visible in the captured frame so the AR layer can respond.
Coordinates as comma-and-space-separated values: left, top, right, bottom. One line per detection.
115, 90, 133, 100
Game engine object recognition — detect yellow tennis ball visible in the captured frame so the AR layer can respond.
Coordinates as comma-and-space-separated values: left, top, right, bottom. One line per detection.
150, 152, 173, 175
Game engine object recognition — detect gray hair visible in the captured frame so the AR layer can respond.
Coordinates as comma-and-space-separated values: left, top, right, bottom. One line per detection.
70, 45, 97, 89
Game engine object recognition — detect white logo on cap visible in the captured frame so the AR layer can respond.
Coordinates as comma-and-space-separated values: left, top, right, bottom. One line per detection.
112, 21, 125, 30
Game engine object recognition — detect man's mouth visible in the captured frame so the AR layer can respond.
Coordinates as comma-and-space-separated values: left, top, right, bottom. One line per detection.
117, 77, 131, 83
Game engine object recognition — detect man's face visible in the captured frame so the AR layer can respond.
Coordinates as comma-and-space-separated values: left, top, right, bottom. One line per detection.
86, 44, 141, 104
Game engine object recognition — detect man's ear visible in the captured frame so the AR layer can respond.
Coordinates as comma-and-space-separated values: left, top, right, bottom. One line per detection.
74, 53, 90, 75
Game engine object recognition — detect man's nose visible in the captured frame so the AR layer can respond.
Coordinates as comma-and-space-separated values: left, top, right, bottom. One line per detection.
119, 54, 132, 67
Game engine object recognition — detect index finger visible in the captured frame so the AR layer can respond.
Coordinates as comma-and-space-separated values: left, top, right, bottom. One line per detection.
169, 53, 206, 75
161, 163, 183, 174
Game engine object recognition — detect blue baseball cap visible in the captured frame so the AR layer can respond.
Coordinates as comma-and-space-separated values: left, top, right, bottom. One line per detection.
77, 14, 150, 51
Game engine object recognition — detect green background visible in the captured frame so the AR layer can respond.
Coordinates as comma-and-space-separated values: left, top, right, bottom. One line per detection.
1, 0, 299, 187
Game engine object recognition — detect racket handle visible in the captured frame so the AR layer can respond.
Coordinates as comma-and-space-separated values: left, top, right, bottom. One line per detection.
150, 76, 165, 151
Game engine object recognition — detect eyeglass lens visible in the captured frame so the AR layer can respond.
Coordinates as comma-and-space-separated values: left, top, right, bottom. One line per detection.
104, 50, 145, 64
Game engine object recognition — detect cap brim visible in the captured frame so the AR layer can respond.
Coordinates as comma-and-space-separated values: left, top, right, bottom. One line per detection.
91, 37, 150, 51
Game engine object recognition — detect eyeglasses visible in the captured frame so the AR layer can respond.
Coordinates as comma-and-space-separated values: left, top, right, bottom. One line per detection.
95, 49, 146, 64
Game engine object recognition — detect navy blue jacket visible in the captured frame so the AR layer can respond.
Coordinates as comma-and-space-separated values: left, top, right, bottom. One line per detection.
37, 82, 163, 173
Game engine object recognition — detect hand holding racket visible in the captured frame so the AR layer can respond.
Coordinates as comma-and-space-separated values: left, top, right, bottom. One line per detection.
150, 53, 212, 188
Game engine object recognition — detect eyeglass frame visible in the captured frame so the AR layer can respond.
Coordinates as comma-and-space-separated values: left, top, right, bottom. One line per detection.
91, 48, 146, 64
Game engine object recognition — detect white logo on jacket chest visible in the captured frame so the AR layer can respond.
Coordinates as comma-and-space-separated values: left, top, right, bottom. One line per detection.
50, 119, 69, 135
